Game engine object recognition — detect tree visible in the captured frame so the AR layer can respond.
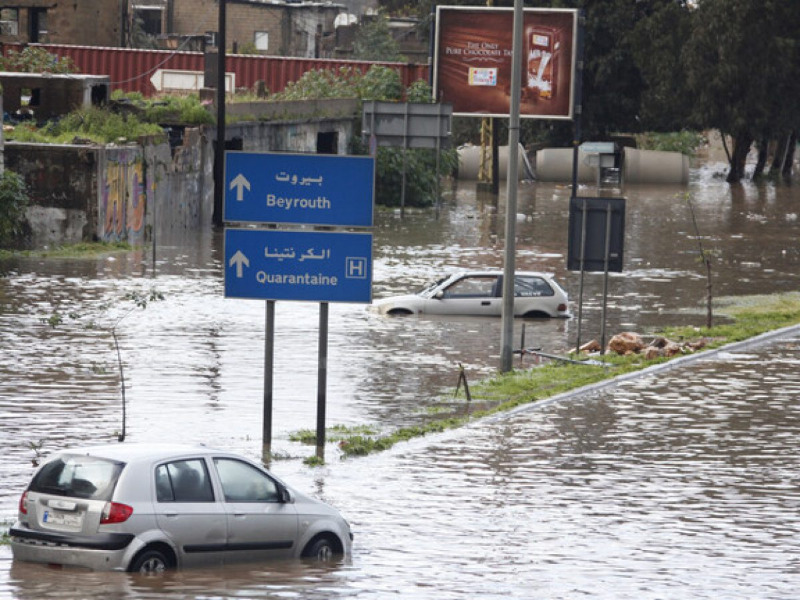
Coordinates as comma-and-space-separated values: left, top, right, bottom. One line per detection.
683, 0, 800, 182
572, 0, 646, 139
629, 1, 694, 132
353, 15, 405, 62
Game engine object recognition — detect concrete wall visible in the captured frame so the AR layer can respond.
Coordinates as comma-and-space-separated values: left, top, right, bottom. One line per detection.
227, 114, 354, 155
4, 135, 210, 248
150, 127, 215, 237
4, 111, 356, 248
5, 143, 99, 247
99, 146, 152, 245
0, 72, 110, 121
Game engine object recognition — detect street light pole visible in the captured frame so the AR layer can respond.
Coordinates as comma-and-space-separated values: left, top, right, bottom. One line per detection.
214, 0, 226, 227
500, 0, 524, 372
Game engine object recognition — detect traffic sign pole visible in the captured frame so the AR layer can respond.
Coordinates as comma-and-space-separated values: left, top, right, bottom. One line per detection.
316, 303, 328, 460
223, 151, 375, 462
263, 300, 275, 460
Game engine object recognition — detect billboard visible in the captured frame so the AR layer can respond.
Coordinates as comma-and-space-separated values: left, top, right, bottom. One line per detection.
434, 6, 578, 119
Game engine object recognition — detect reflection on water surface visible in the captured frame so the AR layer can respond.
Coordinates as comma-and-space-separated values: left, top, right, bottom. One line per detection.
1, 175, 799, 598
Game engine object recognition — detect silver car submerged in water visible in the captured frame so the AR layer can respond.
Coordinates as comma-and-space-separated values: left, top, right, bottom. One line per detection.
372, 270, 570, 318
10, 443, 353, 573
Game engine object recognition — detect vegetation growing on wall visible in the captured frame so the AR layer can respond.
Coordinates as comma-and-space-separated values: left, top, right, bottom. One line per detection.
0, 47, 75, 73
4, 91, 217, 144
6, 106, 165, 144
0, 171, 30, 248
110, 90, 215, 126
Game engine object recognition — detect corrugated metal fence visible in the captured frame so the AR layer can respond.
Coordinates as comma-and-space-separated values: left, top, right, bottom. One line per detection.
1, 43, 430, 97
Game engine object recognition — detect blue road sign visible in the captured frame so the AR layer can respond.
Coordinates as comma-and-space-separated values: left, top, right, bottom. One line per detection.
225, 228, 372, 303
224, 152, 374, 227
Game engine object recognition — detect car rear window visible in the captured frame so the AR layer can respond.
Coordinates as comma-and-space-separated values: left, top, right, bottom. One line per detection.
515, 276, 554, 297
29, 454, 124, 501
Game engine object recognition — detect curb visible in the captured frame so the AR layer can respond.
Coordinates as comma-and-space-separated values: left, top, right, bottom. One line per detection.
491, 322, 800, 421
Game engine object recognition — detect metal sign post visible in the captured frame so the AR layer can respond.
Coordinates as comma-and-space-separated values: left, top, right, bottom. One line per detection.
316, 303, 328, 460
223, 151, 374, 460
567, 197, 626, 355
264, 300, 274, 454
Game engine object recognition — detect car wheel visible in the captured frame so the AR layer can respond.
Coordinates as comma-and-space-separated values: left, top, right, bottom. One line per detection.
387, 308, 413, 316
522, 311, 550, 319
302, 536, 340, 562
129, 548, 170, 574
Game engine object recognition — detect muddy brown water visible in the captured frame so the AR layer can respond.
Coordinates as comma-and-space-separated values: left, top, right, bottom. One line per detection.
1, 164, 799, 598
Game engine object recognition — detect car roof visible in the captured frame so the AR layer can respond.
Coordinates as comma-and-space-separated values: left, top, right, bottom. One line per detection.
50, 442, 221, 463
447, 270, 554, 278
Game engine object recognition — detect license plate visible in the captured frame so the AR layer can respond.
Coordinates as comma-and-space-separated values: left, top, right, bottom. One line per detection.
43, 509, 84, 528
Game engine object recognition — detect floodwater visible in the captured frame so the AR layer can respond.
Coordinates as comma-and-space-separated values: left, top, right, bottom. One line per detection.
1, 160, 800, 598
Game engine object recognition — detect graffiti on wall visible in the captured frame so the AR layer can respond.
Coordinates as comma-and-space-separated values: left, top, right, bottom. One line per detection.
100, 150, 149, 243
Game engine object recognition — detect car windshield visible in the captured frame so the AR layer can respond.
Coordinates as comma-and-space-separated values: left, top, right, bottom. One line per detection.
441, 276, 498, 298
29, 454, 124, 501
417, 277, 448, 296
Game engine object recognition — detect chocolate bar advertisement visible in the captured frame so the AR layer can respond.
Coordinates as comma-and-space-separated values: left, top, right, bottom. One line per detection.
434, 7, 577, 119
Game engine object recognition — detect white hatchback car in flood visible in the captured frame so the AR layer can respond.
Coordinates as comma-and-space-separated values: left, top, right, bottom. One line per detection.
10, 443, 352, 573
372, 270, 570, 318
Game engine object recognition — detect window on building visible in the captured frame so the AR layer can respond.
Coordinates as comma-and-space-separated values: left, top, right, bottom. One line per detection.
254, 31, 268, 51
0, 8, 19, 36
29, 8, 47, 43
133, 7, 164, 36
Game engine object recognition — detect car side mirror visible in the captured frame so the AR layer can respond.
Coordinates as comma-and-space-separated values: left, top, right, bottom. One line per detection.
434, 291, 444, 300
279, 486, 293, 503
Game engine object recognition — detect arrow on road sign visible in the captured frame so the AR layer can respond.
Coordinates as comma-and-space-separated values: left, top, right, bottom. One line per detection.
229, 174, 251, 201
228, 250, 250, 277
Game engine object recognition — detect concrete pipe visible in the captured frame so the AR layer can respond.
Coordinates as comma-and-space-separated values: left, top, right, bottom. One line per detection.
457, 144, 535, 180
534, 147, 689, 184
533, 148, 596, 183
622, 148, 689, 184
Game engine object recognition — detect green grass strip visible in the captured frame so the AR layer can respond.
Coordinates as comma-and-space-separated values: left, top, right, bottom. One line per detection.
326, 295, 800, 459
0, 241, 134, 259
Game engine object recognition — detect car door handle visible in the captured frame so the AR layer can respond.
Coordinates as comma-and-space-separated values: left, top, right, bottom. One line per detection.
481, 301, 490, 305
163, 511, 178, 518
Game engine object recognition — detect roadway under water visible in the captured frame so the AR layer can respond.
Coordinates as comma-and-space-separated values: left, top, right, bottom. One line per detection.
1, 164, 799, 598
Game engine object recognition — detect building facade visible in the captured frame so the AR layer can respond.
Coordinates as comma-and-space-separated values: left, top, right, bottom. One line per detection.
0, 0, 124, 47
0, 0, 343, 59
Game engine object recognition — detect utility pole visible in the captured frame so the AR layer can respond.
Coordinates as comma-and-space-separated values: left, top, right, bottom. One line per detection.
213, 0, 226, 227
499, 0, 524, 373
